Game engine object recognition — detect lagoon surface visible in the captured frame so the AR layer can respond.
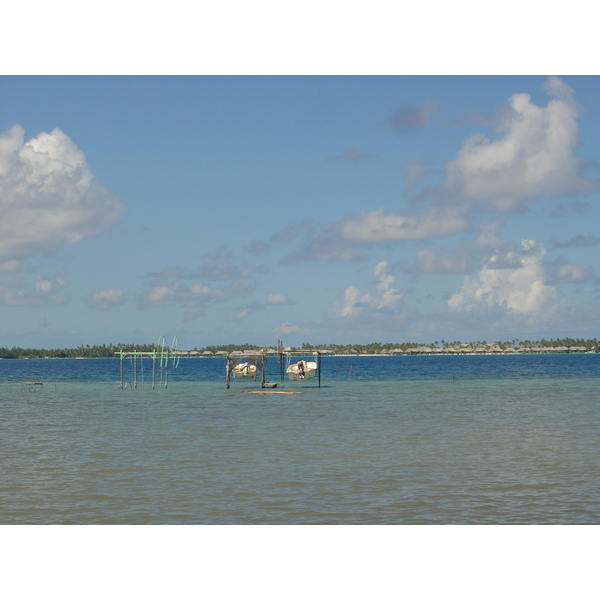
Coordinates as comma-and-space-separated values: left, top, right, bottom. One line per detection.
1, 355, 599, 524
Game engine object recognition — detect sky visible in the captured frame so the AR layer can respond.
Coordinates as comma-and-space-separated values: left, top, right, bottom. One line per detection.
2, 74, 600, 349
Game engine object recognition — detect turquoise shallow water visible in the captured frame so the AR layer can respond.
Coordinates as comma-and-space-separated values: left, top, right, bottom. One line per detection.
1, 356, 599, 524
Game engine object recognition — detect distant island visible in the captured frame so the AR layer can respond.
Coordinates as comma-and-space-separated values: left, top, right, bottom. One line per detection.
1, 338, 597, 359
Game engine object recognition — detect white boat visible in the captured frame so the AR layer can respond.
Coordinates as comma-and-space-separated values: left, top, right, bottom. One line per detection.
232, 362, 257, 379
286, 360, 317, 381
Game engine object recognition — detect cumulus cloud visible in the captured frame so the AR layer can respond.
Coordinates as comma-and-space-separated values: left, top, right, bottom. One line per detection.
274, 321, 311, 336
333, 261, 403, 317
226, 307, 252, 321
335, 207, 470, 243
188, 282, 227, 300
0, 125, 125, 267
86, 288, 126, 310
139, 284, 181, 307
442, 77, 596, 213
226, 303, 264, 322
266, 292, 293, 305
284, 207, 470, 264
446, 240, 566, 322
0, 272, 69, 306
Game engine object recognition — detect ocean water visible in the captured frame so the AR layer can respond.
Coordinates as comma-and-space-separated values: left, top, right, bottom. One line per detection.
1, 355, 599, 524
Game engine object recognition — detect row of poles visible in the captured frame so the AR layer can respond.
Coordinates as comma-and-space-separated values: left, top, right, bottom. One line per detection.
116, 337, 180, 389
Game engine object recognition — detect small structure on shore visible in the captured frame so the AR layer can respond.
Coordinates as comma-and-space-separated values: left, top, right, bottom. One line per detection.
278, 342, 322, 388
224, 342, 324, 389
225, 349, 270, 389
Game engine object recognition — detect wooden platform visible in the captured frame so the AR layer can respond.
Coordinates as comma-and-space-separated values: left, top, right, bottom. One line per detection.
242, 390, 300, 395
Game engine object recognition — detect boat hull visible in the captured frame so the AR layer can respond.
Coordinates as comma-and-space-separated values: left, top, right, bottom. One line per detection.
232, 363, 257, 379
286, 360, 317, 381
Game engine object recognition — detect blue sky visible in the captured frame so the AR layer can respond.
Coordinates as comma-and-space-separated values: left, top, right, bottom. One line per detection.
2, 73, 600, 348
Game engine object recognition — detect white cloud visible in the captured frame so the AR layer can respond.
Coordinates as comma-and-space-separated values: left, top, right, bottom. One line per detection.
87, 287, 126, 310
140, 285, 180, 307
443, 76, 596, 213
0, 125, 125, 266
0, 272, 69, 306
189, 283, 226, 300
226, 307, 252, 321
0, 260, 31, 275
446, 239, 565, 322
138, 249, 258, 309
285, 207, 470, 263
266, 292, 293, 305
336, 207, 470, 243
274, 321, 311, 335
333, 261, 403, 317
226, 302, 264, 322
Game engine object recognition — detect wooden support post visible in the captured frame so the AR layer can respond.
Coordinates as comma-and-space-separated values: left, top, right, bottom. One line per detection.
318, 352, 321, 388
119, 355, 124, 389
133, 354, 137, 389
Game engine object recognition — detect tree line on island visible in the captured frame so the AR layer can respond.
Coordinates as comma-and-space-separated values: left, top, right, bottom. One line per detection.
0, 338, 598, 359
